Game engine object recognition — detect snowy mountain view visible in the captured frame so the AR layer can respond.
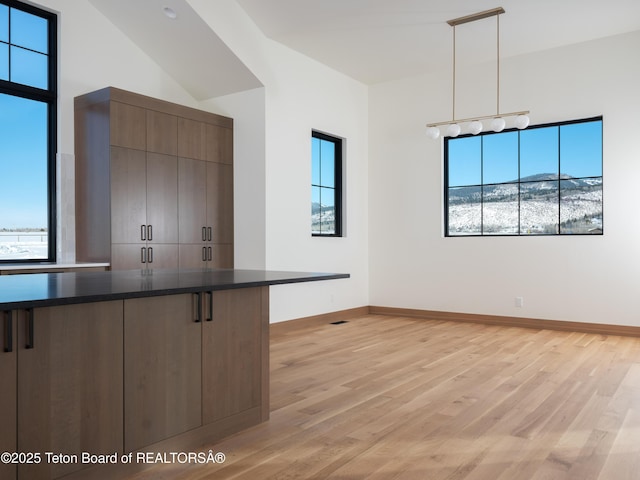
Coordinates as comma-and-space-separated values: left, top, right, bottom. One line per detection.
448, 174, 603, 235
311, 202, 336, 234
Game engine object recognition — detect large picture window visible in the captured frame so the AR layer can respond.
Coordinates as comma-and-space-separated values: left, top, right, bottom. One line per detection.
311, 131, 342, 236
445, 117, 603, 236
0, 0, 56, 262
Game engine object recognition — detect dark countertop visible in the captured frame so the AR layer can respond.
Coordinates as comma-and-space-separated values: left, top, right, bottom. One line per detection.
0, 268, 350, 309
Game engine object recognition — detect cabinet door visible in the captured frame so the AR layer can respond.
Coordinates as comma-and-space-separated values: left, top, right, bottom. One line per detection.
209, 244, 233, 269
145, 244, 179, 270
206, 162, 234, 245
146, 152, 178, 245
0, 311, 17, 480
178, 244, 208, 269
205, 123, 232, 165
111, 147, 147, 244
178, 157, 207, 244
178, 118, 206, 161
17, 301, 123, 480
124, 294, 202, 452
202, 287, 265, 424
147, 110, 177, 156
110, 101, 146, 150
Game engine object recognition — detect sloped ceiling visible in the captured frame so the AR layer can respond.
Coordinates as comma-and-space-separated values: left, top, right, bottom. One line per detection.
88, 0, 263, 100
237, 0, 640, 85
88, 0, 640, 92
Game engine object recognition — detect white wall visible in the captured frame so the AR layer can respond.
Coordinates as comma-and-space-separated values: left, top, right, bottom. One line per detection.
37, 0, 369, 323
369, 30, 640, 327
191, 1, 370, 322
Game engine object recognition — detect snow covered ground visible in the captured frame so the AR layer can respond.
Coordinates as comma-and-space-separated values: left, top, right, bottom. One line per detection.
0, 234, 48, 260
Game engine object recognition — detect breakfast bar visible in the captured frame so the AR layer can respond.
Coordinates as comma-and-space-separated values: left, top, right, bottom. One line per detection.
0, 268, 348, 480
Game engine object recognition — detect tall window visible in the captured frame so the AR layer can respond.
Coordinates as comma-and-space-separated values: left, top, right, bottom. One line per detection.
445, 117, 603, 236
311, 131, 342, 236
0, 0, 56, 262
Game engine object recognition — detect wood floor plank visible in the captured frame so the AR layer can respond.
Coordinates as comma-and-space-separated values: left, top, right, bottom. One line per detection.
128, 315, 640, 480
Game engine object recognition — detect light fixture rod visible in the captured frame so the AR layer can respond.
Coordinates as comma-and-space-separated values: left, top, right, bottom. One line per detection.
452, 25, 456, 121
425, 110, 530, 128
496, 12, 500, 115
447, 7, 505, 27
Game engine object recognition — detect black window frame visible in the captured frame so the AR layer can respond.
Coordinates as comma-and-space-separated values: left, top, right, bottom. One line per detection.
444, 116, 603, 237
0, 0, 57, 263
311, 130, 343, 237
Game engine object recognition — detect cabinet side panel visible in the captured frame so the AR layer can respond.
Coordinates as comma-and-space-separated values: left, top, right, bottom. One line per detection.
0, 312, 17, 480
74, 100, 111, 263
260, 286, 269, 421
203, 287, 262, 425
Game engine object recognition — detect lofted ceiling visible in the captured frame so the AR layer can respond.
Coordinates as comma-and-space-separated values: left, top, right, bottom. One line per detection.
88, 0, 263, 100
236, 0, 640, 84
89, 0, 640, 99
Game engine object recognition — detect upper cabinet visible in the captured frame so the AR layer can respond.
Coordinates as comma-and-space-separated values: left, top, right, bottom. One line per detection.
75, 87, 233, 270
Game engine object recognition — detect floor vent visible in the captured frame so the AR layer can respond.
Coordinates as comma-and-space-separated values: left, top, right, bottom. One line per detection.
330, 320, 348, 325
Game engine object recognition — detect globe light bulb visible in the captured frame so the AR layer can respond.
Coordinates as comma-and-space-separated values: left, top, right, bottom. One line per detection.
491, 117, 506, 132
468, 121, 483, 135
515, 114, 530, 130
426, 126, 441, 140
446, 123, 461, 137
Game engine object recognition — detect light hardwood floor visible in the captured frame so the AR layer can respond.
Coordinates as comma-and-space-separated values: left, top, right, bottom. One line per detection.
130, 314, 640, 479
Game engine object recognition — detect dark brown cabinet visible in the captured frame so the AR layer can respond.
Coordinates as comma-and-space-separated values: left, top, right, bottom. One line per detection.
75, 87, 233, 270
178, 159, 233, 269
0, 311, 17, 480
123, 287, 267, 452
5, 302, 123, 480
203, 287, 267, 424
123, 294, 202, 452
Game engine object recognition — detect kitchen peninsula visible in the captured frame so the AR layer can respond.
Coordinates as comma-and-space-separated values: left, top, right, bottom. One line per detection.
0, 268, 348, 480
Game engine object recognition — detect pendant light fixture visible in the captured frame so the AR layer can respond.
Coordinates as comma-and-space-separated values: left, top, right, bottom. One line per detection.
426, 7, 530, 139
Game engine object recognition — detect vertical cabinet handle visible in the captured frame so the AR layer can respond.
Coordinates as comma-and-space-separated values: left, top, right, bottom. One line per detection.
3, 311, 12, 353
207, 246, 212, 262
194, 292, 202, 323
207, 226, 212, 242
147, 225, 153, 241
206, 291, 213, 321
25, 309, 34, 349
148, 247, 153, 263
202, 247, 207, 262
141, 225, 146, 241
141, 247, 147, 264
202, 227, 207, 242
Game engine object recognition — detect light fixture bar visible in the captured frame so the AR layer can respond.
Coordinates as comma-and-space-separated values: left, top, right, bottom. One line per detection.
447, 7, 505, 27
426, 110, 529, 128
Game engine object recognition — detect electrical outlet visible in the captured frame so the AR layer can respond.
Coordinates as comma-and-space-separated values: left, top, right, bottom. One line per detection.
515, 296, 524, 308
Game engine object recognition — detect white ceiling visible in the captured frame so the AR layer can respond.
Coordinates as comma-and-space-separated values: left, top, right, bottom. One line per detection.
236, 0, 640, 84
89, 0, 640, 98
88, 0, 263, 100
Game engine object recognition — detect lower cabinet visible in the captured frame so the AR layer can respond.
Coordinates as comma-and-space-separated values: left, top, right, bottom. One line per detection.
124, 287, 267, 449
17, 301, 123, 480
2, 287, 267, 479
0, 310, 17, 480
123, 294, 202, 452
